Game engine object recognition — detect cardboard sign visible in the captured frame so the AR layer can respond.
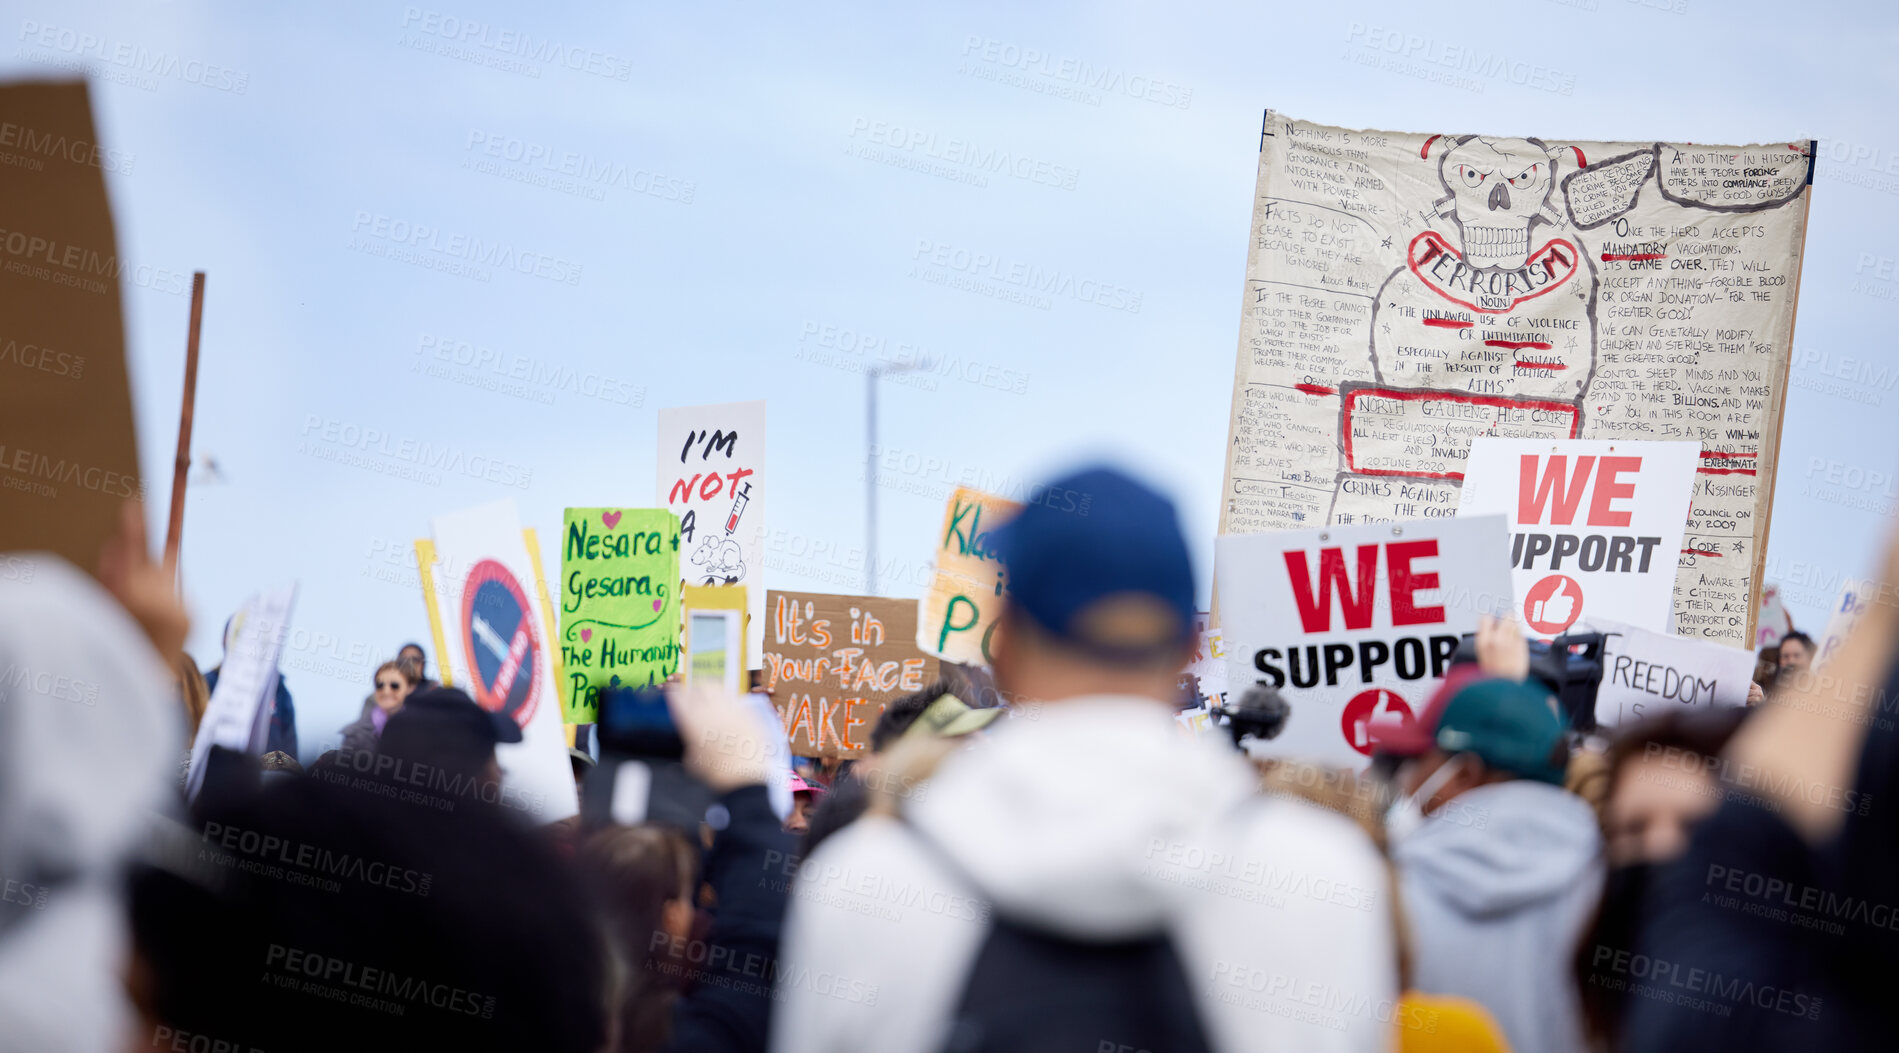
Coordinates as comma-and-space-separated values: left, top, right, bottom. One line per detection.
0, 82, 143, 575
186, 584, 297, 800
1215, 515, 1514, 766
1590, 616, 1756, 728
426, 499, 578, 822
657, 400, 765, 660
764, 590, 938, 757
1458, 438, 1700, 638
558, 508, 681, 723
920, 487, 1021, 665
1814, 578, 1874, 671
1218, 114, 1812, 650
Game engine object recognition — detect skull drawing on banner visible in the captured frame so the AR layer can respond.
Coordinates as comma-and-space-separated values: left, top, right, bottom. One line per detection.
1429, 136, 1570, 269
1327, 131, 1603, 527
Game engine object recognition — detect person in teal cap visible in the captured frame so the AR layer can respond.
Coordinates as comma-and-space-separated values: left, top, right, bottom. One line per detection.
1372, 646, 1602, 1053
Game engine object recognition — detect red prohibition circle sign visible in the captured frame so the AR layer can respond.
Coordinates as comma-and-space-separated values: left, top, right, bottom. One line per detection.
460, 558, 541, 729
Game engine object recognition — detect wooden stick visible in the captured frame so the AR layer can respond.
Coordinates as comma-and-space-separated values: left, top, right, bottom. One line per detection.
1748, 186, 1812, 645
164, 272, 206, 574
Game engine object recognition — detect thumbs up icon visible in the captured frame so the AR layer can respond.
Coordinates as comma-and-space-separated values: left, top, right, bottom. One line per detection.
1528, 575, 1582, 633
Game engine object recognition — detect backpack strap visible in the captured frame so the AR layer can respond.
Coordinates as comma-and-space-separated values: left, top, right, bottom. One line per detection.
897, 817, 1214, 1053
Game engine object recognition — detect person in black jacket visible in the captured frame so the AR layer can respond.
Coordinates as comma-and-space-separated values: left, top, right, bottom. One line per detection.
1620, 537, 1899, 1052
582, 685, 797, 1053
128, 759, 608, 1052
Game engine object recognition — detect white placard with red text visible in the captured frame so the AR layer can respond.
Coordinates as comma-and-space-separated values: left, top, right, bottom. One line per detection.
657, 400, 765, 660
429, 499, 579, 822
1215, 515, 1514, 766
1457, 438, 1699, 638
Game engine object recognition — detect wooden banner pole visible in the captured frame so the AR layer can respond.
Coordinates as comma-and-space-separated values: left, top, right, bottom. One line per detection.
1747, 184, 1813, 646
164, 272, 206, 574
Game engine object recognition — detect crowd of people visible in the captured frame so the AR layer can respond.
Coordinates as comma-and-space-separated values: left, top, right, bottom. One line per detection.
1, 469, 1894, 1052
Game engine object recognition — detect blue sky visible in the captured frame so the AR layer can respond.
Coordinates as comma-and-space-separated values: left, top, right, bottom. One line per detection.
10, 0, 1896, 753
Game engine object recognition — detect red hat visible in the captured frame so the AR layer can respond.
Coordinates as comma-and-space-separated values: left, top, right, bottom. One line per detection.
1366, 665, 1487, 756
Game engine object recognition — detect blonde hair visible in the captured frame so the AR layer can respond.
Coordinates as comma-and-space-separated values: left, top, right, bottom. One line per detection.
176, 653, 209, 739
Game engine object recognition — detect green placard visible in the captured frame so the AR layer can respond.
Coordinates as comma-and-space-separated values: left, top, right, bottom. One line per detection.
559, 508, 682, 722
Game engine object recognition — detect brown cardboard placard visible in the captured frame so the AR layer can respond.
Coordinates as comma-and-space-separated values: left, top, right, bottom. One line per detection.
0, 80, 142, 575
764, 589, 938, 757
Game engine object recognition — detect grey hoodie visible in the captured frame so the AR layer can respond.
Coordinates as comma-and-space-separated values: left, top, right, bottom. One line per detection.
1394, 778, 1603, 1053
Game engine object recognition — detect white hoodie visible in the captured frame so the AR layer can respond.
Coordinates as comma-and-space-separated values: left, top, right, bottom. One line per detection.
0, 555, 179, 1053
771, 696, 1397, 1053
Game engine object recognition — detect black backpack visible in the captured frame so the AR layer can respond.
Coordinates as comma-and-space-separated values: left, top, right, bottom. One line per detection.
905, 823, 1214, 1053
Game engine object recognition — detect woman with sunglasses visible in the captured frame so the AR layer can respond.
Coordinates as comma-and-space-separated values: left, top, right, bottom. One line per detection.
338, 658, 418, 756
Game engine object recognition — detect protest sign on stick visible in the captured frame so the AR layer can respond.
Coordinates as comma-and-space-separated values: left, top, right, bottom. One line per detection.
1590, 616, 1757, 728
559, 508, 681, 722
1218, 112, 1812, 648
1216, 515, 1513, 766
163, 272, 206, 575
658, 400, 765, 660
920, 487, 1020, 665
186, 584, 297, 800
764, 589, 937, 757
1814, 578, 1875, 671
681, 584, 747, 696
424, 499, 577, 821
0, 82, 143, 574
523, 526, 564, 714
1754, 582, 1794, 649
1458, 438, 1700, 637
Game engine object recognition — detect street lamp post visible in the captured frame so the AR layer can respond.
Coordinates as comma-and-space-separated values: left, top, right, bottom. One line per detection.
865, 359, 929, 596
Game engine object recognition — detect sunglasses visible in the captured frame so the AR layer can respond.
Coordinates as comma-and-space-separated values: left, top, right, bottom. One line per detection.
376, 680, 406, 691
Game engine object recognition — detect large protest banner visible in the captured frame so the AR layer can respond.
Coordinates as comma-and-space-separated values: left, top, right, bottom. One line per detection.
658, 400, 765, 660
426, 499, 578, 821
1590, 617, 1756, 728
1218, 113, 1811, 649
763, 589, 937, 757
1215, 515, 1513, 766
920, 487, 1020, 665
1457, 438, 1699, 636
559, 508, 681, 723
0, 82, 145, 573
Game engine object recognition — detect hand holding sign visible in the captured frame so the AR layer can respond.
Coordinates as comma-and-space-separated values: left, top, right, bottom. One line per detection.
670, 681, 775, 793
1475, 614, 1530, 682
98, 501, 190, 660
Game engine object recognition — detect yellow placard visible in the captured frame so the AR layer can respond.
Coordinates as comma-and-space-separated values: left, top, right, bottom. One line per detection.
413, 538, 452, 688
682, 584, 748, 687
